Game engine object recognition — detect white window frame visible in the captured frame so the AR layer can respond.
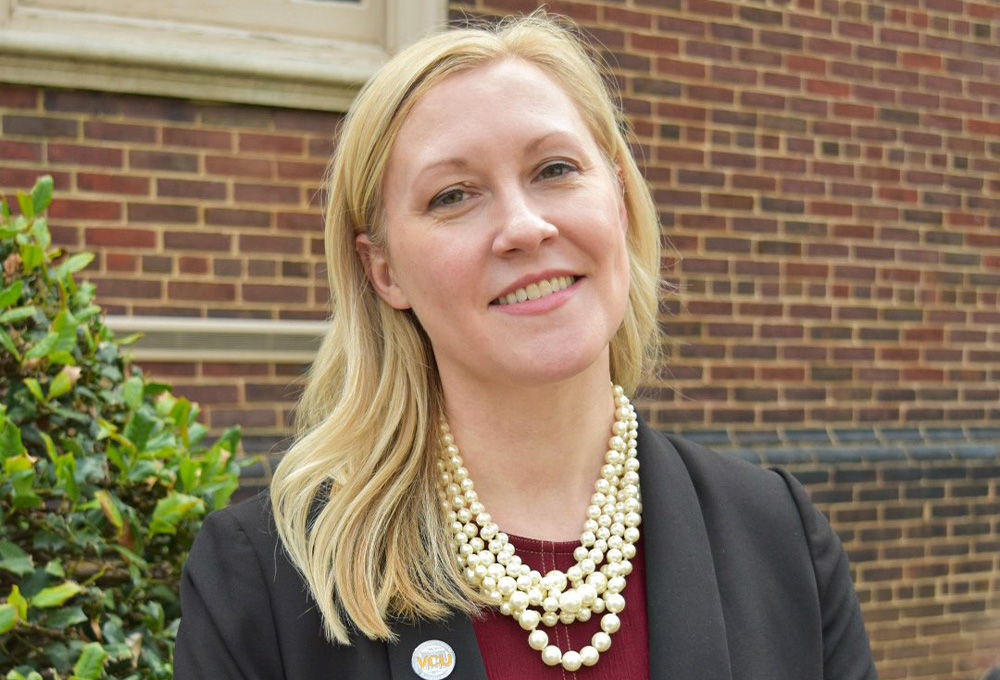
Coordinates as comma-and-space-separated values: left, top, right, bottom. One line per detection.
0, 0, 448, 112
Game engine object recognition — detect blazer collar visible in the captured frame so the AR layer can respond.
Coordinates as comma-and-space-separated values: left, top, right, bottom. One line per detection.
637, 417, 733, 679
386, 416, 733, 680
387, 610, 487, 680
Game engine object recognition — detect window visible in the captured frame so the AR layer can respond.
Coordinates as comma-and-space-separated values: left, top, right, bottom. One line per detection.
0, 0, 448, 111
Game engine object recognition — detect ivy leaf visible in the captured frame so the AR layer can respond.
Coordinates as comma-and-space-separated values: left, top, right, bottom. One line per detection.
149, 494, 204, 537
24, 331, 58, 361
7, 584, 28, 621
44, 605, 86, 631
50, 308, 79, 354
0, 541, 33, 577
47, 369, 73, 401
0, 328, 20, 362
55, 253, 94, 280
0, 418, 24, 459
19, 243, 44, 274
0, 280, 22, 309
122, 376, 143, 411
70, 641, 108, 680
123, 407, 156, 452
0, 604, 15, 634
16, 192, 34, 221
23, 378, 45, 404
95, 490, 123, 535
0, 305, 36, 324
32, 217, 51, 251
30, 581, 85, 608
30, 175, 53, 215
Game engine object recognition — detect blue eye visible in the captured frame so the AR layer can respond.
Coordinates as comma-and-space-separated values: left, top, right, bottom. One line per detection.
430, 187, 468, 209
538, 162, 576, 180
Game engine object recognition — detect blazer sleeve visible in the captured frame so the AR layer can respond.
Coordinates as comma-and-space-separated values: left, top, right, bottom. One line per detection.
776, 469, 878, 680
174, 506, 286, 680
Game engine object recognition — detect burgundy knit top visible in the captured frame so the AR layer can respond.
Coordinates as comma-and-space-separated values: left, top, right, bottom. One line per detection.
472, 534, 648, 679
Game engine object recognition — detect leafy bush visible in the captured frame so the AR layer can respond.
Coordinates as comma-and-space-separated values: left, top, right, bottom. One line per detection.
0, 177, 245, 679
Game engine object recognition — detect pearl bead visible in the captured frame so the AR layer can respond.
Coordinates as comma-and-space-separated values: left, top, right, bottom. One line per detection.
541, 646, 562, 666
592, 631, 612, 652
438, 384, 640, 673
605, 593, 625, 613
559, 589, 582, 613
509, 591, 528, 611
528, 629, 548, 650
561, 651, 582, 671
601, 613, 621, 634
519, 610, 540, 631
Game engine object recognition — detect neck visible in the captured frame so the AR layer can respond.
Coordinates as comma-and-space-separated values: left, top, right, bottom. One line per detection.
438, 361, 616, 542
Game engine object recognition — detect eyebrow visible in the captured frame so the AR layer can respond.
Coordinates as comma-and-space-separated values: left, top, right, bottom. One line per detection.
413, 129, 581, 182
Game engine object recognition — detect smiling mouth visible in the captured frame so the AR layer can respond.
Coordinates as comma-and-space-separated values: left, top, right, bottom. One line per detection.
492, 276, 578, 306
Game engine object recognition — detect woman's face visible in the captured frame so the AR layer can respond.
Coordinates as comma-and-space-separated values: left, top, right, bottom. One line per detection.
362, 58, 630, 390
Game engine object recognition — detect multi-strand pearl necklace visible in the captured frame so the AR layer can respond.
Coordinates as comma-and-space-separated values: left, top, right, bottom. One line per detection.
437, 385, 641, 671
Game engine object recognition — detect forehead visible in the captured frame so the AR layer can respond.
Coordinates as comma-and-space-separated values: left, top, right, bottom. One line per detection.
389, 58, 599, 169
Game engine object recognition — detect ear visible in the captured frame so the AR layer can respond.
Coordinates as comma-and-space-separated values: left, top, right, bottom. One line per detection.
615, 164, 628, 234
355, 234, 411, 310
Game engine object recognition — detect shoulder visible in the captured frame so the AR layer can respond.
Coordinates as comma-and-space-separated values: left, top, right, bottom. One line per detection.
642, 426, 805, 528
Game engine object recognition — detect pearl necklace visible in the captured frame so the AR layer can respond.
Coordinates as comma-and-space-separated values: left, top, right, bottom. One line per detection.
437, 385, 641, 671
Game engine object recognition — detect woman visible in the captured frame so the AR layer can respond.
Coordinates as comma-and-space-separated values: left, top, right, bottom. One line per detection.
175, 15, 877, 679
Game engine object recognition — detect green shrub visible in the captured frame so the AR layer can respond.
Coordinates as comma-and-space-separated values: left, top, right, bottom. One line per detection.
0, 177, 246, 679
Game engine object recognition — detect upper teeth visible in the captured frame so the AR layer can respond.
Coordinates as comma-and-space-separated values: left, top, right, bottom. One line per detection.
494, 276, 575, 306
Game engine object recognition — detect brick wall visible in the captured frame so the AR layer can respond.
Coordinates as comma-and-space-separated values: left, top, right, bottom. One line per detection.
1, 0, 998, 676
451, 0, 1000, 433
0, 88, 337, 321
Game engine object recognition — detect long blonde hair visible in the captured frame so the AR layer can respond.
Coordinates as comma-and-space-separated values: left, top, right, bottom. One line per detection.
270, 13, 662, 644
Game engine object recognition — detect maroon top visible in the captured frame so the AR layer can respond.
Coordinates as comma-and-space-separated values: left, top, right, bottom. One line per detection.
473, 535, 649, 680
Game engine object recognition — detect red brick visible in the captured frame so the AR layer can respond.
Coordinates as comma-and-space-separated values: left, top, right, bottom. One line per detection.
77, 172, 150, 196
162, 127, 233, 150
276, 211, 322, 232
178, 256, 209, 274
0, 140, 42, 162
3, 115, 78, 138
168, 281, 236, 301
239, 132, 304, 155
0, 84, 39, 109
242, 284, 309, 304
205, 155, 273, 178
233, 182, 300, 204
85, 227, 155, 248
206, 208, 271, 228
49, 199, 121, 221
630, 34, 680, 55
0, 168, 71, 191
128, 202, 198, 224
239, 234, 304, 255
87, 277, 161, 299
84, 120, 157, 143
130, 150, 198, 173
104, 253, 137, 272
163, 231, 231, 251
157, 178, 227, 201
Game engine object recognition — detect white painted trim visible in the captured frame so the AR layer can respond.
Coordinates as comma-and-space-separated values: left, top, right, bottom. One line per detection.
0, 0, 448, 112
105, 315, 327, 363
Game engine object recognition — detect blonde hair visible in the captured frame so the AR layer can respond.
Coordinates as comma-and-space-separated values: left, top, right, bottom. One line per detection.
270, 13, 662, 644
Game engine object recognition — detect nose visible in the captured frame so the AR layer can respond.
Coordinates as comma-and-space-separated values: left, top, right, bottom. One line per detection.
491, 186, 558, 256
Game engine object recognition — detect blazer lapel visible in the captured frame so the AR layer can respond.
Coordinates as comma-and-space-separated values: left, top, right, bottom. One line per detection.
638, 418, 734, 680
387, 611, 488, 680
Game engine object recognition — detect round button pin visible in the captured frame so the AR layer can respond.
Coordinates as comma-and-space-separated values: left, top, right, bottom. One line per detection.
411, 639, 456, 679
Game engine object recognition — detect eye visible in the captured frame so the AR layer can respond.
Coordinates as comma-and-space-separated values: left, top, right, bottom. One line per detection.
429, 186, 470, 210
537, 161, 577, 181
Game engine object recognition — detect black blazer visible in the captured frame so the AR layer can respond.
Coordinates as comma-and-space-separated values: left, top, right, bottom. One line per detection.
174, 419, 877, 679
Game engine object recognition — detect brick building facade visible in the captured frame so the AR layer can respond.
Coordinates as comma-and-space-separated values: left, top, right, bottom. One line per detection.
1, 0, 998, 677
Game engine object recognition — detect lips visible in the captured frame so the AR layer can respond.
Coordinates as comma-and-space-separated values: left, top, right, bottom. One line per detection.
492, 275, 578, 306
